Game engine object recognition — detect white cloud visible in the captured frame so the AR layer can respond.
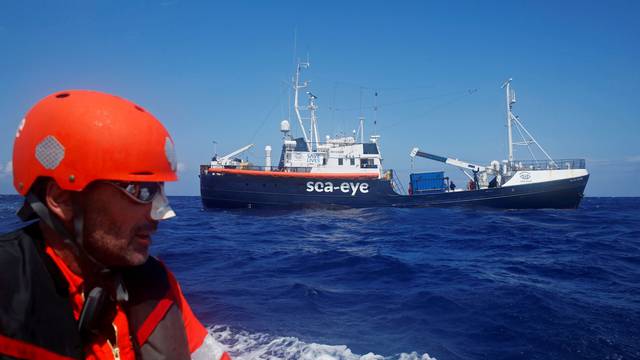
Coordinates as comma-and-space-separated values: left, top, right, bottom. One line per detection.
0, 161, 10, 178
177, 161, 186, 172
625, 155, 640, 163
585, 158, 615, 166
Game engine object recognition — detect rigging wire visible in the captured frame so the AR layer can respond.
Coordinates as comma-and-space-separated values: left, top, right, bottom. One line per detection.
382, 89, 479, 128
328, 89, 475, 112
241, 68, 479, 151
328, 80, 442, 92
246, 84, 291, 145
513, 117, 538, 161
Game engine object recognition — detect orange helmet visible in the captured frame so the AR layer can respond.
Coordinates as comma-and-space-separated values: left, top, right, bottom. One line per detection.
13, 90, 178, 195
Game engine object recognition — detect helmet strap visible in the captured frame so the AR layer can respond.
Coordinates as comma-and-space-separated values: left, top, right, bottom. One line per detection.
25, 190, 129, 306
69, 197, 129, 302
70, 196, 111, 276
24, 191, 111, 276
24, 192, 73, 241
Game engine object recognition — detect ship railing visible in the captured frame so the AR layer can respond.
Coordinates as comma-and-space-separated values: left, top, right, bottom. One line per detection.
201, 165, 313, 173
509, 159, 586, 171
308, 141, 379, 146
237, 165, 313, 173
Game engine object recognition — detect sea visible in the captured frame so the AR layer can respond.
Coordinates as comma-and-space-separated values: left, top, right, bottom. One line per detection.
1, 195, 639, 360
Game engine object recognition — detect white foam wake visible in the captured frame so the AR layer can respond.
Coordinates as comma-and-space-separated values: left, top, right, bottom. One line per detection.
201, 325, 437, 360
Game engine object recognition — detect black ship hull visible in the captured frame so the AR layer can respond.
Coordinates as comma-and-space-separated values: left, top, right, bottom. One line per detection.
200, 172, 589, 209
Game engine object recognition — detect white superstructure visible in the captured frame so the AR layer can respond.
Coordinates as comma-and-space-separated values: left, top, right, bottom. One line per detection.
276, 61, 384, 177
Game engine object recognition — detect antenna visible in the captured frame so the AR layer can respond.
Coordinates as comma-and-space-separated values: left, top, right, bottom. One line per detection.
373, 89, 378, 134
357, 87, 366, 143
307, 91, 319, 151
359, 86, 364, 119
293, 60, 311, 151
292, 28, 297, 69
289, 29, 297, 134
501, 78, 514, 162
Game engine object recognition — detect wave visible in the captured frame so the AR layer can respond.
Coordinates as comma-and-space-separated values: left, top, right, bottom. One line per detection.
206, 325, 436, 360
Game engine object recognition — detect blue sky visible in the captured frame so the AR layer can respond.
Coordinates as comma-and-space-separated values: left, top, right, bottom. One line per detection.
1, 1, 638, 196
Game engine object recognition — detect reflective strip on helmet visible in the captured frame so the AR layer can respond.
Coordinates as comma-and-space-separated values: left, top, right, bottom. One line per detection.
35, 136, 65, 170
15, 118, 26, 138
165, 137, 177, 172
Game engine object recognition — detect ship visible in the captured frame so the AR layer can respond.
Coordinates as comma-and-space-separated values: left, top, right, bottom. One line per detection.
200, 62, 589, 209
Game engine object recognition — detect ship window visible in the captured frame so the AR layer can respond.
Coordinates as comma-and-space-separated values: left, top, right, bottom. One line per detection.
363, 143, 379, 154
294, 137, 308, 151
338, 158, 343, 165
360, 159, 378, 169
350, 158, 355, 166
323, 158, 327, 165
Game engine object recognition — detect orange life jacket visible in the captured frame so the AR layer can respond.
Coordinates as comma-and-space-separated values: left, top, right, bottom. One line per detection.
0, 222, 229, 360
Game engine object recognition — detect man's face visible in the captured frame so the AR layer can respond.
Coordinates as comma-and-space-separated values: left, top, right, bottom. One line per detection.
81, 182, 158, 267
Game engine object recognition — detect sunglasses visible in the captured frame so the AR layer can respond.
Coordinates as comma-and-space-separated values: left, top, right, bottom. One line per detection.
105, 181, 163, 203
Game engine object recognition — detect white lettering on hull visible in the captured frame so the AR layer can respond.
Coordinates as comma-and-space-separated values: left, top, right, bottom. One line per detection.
306, 181, 370, 196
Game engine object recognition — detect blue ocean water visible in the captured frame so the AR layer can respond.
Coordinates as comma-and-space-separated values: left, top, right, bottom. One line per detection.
1, 195, 639, 360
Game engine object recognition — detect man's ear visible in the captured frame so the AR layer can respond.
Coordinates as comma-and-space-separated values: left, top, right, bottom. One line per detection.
45, 181, 74, 222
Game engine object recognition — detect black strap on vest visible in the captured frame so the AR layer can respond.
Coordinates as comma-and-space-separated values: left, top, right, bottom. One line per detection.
26, 223, 70, 298
0, 223, 84, 358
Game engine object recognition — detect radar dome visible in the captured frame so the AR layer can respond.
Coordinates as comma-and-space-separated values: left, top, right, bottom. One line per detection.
280, 120, 291, 133
491, 160, 500, 171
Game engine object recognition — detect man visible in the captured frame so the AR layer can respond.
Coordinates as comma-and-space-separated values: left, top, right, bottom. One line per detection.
0, 90, 230, 360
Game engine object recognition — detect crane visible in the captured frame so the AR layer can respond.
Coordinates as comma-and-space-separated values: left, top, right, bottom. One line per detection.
410, 148, 486, 173
211, 144, 254, 166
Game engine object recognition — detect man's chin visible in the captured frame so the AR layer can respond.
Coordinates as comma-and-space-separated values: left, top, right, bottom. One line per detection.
128, 251, 150, 266
129, 236, 152, 265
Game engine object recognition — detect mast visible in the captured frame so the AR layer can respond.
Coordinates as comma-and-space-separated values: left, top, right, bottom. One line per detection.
500, 78, 556, 167
307, 92, 319, 151
501, 78, 514, 163
294, 61, 311, 151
